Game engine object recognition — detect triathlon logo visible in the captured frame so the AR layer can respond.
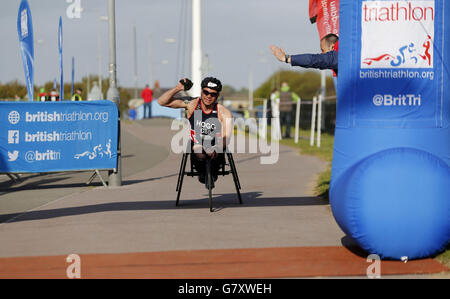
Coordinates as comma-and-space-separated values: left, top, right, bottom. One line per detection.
361, 1, 434, 69
74, 140, 113, 160
363, 35, 432, 68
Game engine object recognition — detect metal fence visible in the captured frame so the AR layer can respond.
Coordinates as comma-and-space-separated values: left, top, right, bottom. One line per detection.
251, 100, 337, 134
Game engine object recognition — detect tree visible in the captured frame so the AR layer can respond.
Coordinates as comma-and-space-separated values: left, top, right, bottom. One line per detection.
0, 80, 27, 100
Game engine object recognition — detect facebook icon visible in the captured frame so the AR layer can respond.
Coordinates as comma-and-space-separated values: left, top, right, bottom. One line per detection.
8, 130, 20, 144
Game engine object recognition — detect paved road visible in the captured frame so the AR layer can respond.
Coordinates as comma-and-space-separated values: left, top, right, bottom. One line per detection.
0, 118, 339, 256
0, 119, 169, 223
0, 118, 447, 278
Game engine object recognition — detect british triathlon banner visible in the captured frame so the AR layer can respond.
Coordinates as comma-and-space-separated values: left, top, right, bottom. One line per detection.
17, 0, 34, 102
309, 0, 339, 39
338, 0, 443, 128
330, 0, 449, 260
0, 101, 118, 173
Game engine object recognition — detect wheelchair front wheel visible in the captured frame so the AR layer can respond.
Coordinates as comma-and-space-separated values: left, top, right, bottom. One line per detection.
206, 159, 213, 212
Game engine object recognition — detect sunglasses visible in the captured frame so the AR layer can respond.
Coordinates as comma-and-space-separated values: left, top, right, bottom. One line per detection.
202, 89, 219, 97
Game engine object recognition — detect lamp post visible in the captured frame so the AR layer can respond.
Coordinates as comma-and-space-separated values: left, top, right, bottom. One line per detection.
106, 0, 121, 187
148, 34, 152, 88
163, 37, 177, 84
133, 24, 138, 99
249, 67, 253, 112
99, 15, 108, 97
34, 38, 44, 99
191, 0, 202, 96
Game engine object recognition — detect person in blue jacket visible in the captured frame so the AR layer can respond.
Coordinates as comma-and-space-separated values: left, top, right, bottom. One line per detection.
270, 34, 339, 76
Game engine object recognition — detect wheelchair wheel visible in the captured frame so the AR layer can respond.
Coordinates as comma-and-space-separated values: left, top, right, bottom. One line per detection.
176, 153, 188, 206
227, 153, 243, 205
206, 159, 213, 212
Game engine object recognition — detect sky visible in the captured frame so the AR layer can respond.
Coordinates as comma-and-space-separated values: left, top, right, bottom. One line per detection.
0, 0, 322, 91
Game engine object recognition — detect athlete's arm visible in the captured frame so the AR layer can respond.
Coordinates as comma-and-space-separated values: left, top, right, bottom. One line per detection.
158, 80, 189, 109
270, 45, 338, 71
290, 51, 338, 70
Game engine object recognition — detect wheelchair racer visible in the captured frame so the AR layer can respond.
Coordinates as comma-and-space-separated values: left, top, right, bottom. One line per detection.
158, 77, 233, 188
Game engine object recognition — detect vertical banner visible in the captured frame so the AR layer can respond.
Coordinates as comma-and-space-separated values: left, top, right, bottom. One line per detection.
17, 0, 34, 102
58, 17, 64, 100
337, 0, 443, 129
309, 0, 339, 40
71, 56, 75, 97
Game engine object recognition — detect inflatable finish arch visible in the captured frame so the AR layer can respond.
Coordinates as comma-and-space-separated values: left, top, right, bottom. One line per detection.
331, 0, 449, 260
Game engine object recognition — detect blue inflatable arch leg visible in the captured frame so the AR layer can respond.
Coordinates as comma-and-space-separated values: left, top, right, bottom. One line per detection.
331, 0, 450, 260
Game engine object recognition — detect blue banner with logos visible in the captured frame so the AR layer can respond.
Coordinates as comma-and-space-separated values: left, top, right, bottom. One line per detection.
17, 0, 34, 102
337, 0, 444, 129
0, 101, 118, 173
332, 0, 449, 180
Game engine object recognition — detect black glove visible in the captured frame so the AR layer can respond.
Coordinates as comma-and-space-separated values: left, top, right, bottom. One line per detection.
180, 78, 193, 91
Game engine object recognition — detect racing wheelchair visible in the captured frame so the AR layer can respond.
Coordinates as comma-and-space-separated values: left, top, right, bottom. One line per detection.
175, 149, 243, 212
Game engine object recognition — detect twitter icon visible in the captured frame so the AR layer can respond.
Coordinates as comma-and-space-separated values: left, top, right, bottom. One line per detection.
8, 151, 19, 162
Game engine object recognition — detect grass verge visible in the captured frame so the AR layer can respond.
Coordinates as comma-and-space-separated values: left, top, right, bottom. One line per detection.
435, 246, 450, 269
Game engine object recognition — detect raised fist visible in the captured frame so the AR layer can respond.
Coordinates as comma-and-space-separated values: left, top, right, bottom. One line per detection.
179, 78, 193, 91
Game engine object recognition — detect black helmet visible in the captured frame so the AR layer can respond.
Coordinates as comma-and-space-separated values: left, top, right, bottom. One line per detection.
201, 77, 222, 92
